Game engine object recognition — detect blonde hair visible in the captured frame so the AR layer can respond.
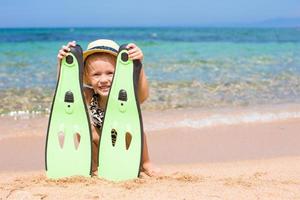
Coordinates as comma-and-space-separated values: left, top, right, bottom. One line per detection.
83, 53, 116, 85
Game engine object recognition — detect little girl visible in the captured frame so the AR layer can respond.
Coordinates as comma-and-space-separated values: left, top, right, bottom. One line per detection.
57, 39, 160, 177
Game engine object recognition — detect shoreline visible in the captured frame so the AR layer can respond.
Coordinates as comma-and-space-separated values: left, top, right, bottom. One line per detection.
1, 115, 300, 171
2, 102, 300, 133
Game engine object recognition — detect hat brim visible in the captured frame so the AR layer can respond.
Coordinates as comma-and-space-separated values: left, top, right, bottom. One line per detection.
83, 49, 118, 62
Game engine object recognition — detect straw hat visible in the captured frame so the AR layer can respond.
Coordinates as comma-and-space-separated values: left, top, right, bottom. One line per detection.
83, 39, 120, 62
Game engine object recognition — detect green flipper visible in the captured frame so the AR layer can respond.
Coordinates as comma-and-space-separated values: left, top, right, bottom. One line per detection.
45, 45, 92, 179
98, 45, 144, 181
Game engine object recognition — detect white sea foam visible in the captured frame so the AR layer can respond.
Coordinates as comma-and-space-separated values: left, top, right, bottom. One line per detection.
144, 110, 300, 131
178, 111, 300, 129
1, 110, 44, 119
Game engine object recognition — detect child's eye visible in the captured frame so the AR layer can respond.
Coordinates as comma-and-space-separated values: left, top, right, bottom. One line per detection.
93, 73, 101, 76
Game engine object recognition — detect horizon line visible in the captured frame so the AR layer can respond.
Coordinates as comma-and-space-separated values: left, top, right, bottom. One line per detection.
0, 25, 299, 29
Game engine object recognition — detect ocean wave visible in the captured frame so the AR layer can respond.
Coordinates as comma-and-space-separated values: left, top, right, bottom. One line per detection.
144, 109, 300, 131
179, 111, 300, 128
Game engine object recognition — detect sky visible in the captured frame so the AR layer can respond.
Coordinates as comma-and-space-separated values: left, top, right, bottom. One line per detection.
0, 0, 299, 27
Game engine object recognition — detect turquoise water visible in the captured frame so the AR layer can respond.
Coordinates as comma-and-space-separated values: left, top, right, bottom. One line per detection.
0, 27, 300, 114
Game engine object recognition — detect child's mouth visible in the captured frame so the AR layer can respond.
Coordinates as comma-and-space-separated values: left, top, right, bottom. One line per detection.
99, 86, 110, 92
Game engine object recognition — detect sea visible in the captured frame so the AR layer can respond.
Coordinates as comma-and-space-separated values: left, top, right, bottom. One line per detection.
0, 27, 300, 126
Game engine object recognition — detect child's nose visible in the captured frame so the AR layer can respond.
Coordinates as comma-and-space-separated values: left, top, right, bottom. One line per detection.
98, 76, 108, 85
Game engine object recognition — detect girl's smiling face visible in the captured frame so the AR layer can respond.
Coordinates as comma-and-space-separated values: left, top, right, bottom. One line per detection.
85, 53, 116, 97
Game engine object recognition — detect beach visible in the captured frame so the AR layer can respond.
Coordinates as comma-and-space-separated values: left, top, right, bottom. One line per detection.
1, 27, 300, 199
1, 0, 300, 197
1, 106, 300, 199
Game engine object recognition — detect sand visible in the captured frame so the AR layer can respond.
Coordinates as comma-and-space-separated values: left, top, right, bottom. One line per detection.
1, 107, 300, 199
1, 157, 300, 199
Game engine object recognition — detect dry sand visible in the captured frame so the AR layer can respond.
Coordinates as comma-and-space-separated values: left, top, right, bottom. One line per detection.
1, 157, 300, 199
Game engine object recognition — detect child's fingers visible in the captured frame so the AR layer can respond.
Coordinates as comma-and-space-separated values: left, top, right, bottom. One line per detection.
57, 41, 75, 61
62, 45, 71, 52
129, 51, 140, 58
128, 46, 142, 54
68, 41, 76, 47
59, 49, 68, 57
59, 49, 67, 55
57, 54, 63, 59
128, 48, 138, 55
127, 43, 136, 49
129, 52, 143, 60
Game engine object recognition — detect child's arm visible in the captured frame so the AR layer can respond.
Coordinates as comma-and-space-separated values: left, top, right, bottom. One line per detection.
127, 43, 149, 104
137, 68, 149, 103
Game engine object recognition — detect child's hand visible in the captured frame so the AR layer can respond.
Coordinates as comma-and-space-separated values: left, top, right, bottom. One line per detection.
127, 43, 144, 61
57, 41, 76, 61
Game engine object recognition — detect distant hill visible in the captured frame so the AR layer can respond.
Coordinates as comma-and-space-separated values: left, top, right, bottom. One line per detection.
254, 17, 300, 27
198, 18, 300, 28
